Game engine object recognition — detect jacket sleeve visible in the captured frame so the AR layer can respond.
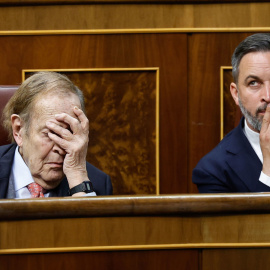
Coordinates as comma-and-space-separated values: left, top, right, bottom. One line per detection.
86, 162, 113, 195
192, 166, 234, 193
105, 174, 113, 195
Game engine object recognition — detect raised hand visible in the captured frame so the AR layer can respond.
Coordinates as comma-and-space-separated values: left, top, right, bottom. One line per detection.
260, 104, 270, 176
46, 106, 90, 188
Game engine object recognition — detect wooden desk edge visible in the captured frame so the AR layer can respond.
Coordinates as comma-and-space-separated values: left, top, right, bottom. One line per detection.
1, 193, 270, 220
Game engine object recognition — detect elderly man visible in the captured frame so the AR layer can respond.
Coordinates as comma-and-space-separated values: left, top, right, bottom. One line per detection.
0, 71, 113, 198
193, 33, 270, 193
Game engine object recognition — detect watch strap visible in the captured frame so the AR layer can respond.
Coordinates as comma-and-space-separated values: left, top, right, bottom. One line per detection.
69, 181, 94, 196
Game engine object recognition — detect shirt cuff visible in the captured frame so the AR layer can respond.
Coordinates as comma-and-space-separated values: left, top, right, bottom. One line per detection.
82, 191, 97, 197
259, 171, 270, 187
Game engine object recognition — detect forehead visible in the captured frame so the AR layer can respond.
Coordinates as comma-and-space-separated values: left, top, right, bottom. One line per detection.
31, 92, 81, 124
238, 51, 270, 79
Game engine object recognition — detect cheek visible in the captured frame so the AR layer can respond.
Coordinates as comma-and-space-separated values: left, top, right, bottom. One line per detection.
244, 94, 260, 107
31, 138, 54, 163
40, 139, 51, 149
28, 146, 52, 172
240, 93, 255, 107
39, 134, 54, 148
40, 142, 54, 159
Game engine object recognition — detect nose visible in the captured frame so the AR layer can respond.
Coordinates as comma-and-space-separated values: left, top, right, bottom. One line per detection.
262, 84, 270, 103
52, 143, 66, 155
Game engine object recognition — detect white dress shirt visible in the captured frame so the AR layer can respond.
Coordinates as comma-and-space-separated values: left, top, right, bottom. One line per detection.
11, 146, 49, 198
243, 119, 270, 187
11, 146, 96, 198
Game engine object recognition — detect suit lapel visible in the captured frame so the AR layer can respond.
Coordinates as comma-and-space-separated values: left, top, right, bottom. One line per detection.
225, 118, 270, 192
49, 177, 69, 197
0, 144, 17, 198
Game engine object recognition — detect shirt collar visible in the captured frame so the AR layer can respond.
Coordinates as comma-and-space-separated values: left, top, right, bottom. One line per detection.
12, 146, 34, 191
244, 119, 260, 145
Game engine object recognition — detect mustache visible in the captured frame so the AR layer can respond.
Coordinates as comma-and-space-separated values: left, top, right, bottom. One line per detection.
256, 103, 269, 115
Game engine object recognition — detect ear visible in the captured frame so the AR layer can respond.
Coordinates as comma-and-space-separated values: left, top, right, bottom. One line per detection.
230, 82, 239, 106
11, 114, 24, 146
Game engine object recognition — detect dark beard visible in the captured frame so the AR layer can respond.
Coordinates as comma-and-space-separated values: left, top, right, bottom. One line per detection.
238, 94, 267, 132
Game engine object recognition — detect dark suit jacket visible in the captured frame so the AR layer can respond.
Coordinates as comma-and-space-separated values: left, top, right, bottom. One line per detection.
0, 144, 113, 198
192, 117, 270, 193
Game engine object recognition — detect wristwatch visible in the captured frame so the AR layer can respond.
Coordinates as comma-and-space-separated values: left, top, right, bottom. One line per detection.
69, 181, 94, 196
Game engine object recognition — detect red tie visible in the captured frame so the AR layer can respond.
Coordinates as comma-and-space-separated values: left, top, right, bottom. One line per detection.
27, 183, 46, 198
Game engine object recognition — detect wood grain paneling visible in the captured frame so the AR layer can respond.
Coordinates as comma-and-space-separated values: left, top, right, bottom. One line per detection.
221, 67, 242, 138
3, 194, 270, 251
187, 33, 250, 193
1, 31, 267, 195
4, 195, 270, 269
2, 195, 270, 252
0, 86, 18, 145
2, 194, 270, 221
0, 250, 199, 270
1, 3, 270, 30
0, 215, 203, 249
202, 249, 270, 270
0, 33, 188, 194
3, 195, 270, 270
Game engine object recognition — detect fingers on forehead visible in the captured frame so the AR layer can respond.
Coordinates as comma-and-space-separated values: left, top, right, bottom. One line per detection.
73, 107, 88, 122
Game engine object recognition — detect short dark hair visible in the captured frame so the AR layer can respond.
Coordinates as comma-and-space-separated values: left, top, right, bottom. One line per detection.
232, 33, 270, 84
3, 71, 85, 142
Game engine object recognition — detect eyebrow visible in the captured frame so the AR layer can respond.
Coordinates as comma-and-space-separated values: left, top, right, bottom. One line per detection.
244, 75, 261, 85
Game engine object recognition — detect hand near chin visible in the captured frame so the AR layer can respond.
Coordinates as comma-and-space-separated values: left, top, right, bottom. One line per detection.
46, 106, 89, 188
260, 104, 270, 176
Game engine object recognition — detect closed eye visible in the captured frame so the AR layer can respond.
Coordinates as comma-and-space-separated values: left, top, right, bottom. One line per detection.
42, 130, 49, 137
43, 130, 57, 137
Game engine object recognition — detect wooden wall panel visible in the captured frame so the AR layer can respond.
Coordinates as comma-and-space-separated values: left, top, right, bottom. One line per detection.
0, 250, 199, 270
202, 249, 270, 270
222, 68, 242, 138
2, 31, 267, 194
0, 33, 188, 194
1, 3, 270, 30
187, 33, 250, 193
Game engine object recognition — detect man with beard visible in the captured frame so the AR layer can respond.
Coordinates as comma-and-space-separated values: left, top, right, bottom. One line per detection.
192, 33, 270, 193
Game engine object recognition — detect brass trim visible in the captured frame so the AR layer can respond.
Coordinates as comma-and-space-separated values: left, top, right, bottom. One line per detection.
22, 68, 160, 195
220, 66, 233, 140
22, 67, 159, 80
156, 68, 160, 195
0, 0, 259, 5
2, 28, 270, 36
2, 243, 270, 254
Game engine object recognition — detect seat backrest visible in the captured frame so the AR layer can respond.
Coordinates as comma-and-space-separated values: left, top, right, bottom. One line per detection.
0, 85, 19, 146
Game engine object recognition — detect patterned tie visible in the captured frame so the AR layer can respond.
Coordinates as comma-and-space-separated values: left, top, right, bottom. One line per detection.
27, 182, 46, 198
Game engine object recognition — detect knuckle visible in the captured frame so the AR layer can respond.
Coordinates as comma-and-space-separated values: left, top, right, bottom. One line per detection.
73, 118, 80, 127
83, 119, 89, 129
62, 129, 70, 137
61, 114, 68, 120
